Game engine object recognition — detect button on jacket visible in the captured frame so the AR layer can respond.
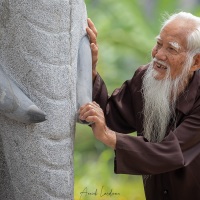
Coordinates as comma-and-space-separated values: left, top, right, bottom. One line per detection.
93, 64, 200, 200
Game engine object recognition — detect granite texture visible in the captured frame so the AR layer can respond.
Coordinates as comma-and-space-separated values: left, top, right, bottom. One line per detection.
0, 0, 90, 199
0, 63, 46, 123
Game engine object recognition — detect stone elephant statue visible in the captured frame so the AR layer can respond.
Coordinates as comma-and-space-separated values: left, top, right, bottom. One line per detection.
0, 0, 92, 199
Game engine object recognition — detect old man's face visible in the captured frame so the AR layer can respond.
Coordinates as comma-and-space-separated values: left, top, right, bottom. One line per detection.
151, 19, 189, 80
143, 19, 196, 142
142, 17, 200, 142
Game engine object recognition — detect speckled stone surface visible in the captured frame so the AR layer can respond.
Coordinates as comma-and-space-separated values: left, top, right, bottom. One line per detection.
0, 0, 89, 199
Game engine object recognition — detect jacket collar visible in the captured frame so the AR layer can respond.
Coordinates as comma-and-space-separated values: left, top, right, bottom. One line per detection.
176, 70, 200, 115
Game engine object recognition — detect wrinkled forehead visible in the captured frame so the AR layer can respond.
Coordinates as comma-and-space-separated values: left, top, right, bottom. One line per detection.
159, 29, 189, 51
159, 18, 197, 50
156, 35, 182, 50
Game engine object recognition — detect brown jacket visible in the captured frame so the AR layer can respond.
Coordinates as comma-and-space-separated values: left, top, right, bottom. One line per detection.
93, 64, 200, 200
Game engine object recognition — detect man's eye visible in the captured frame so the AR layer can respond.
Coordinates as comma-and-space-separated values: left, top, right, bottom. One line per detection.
168, 47, 178, 53
156, 42, 162, 47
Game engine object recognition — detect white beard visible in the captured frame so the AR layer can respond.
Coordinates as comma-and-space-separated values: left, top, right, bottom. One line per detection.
142, 57, 192, 142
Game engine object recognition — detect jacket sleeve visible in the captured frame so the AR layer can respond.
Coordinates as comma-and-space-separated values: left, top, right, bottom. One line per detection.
114, 101, 200, 175
114, 132, 184, 175
92, 70, 141, 133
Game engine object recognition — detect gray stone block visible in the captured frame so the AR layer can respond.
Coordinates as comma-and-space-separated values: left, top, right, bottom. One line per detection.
0, 0, 91, 199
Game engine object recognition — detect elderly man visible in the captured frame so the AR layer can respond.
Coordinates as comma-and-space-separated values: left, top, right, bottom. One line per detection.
79, 12, 200, 200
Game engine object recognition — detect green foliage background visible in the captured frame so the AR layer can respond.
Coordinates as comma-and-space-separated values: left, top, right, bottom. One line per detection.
74, 1, 200, 199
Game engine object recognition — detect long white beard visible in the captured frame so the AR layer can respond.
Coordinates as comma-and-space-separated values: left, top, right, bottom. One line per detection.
142, 57, 192, 142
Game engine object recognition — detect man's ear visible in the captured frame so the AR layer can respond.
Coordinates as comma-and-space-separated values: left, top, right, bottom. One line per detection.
190, 54, 200, 72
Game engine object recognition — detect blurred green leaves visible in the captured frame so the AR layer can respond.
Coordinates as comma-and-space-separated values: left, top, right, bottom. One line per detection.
74, 147, 145, 200
85, 0, 200, 92
75, 0, 200, 199
85, 0, 156, 92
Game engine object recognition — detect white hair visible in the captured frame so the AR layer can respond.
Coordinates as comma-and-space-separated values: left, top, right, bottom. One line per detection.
162, 12, 200, 55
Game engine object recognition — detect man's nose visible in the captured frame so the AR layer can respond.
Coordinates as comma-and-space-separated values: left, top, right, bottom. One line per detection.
155, 48, 167, 61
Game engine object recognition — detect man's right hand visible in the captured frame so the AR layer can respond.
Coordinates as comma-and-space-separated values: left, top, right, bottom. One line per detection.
86, 18, 98, 82
79, 101, 117, 149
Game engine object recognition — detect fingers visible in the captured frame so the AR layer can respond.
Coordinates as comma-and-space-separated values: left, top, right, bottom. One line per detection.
79, 102, 102, 123
86, 27, 97, 45
93, 101, 100, 107
79, 102, 100, 117
86, 18, 99, 74
86, 18, 98, 45
87, 18, 98, 37
91, 43, 98, 68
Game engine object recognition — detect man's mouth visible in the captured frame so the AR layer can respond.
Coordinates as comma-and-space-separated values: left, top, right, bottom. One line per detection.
154, 62, 168, 70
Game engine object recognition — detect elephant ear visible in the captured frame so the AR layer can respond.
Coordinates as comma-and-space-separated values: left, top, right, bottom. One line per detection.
0, 64, 46, 124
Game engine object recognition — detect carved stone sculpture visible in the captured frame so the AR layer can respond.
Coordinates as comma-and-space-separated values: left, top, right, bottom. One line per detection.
0, 0, 91, 199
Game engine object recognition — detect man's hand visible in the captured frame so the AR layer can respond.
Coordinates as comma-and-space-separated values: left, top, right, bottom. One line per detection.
86, 18, 98, 82
79, 101, 116, 149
